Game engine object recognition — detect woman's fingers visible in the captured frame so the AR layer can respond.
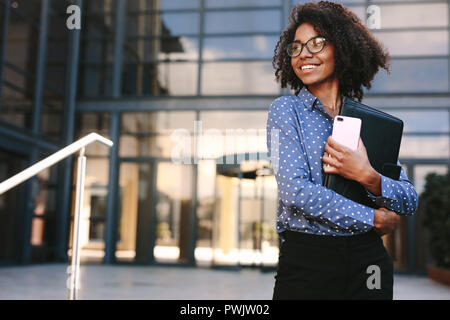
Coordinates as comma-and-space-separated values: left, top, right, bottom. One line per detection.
322, 152, 341, 168
324, 142, 342, 160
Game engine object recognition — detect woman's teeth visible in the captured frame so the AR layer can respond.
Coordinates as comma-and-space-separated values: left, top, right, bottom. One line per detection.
301, 64, 320, 70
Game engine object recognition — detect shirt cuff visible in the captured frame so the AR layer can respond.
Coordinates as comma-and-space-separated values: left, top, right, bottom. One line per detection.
365, 174, 396, 206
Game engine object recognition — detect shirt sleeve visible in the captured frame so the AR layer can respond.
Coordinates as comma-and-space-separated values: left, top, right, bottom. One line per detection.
365, 161, 418, 216
267, 98, 374, 232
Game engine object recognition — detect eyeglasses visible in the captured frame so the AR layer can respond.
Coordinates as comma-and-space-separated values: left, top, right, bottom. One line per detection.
286, 36, 327, 57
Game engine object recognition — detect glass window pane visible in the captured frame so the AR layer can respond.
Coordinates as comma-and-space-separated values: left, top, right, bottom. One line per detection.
128, 0, 200, 10
414, 165, 448, 195
124, 37, 199, 62
120, 134, 194, 158
0, 83, 33, 129
399, 136, 449, 159
85, 0, 116, 14
122, 112, 196, 134
200, 111, 268, 130
41, 94, 63, 140
157, 62, 198, 96
205, 10, 280, 34
127, 13, 199, 36
78, 64, 113, 98
378, 3, 448, 28
84, 14, 115, 37
386, 110, 449, 133
369, 58, 448, 93
5, 7, 39, 77
206, 0, 281, 8
161, 0, 199, 10
202, 61, 279, 95
203, 36, 278, 60
116, 162, 155, 263
374, 31, 448, 56
154, 162, 193, 263
122, 62, 198, 96
80, 40, 114, 64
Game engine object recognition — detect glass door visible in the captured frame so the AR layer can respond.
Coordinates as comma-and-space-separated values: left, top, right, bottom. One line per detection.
116, 161, 156, 263
153, 161, 193, 264
115, 159, 194, 264
212, 157, 278, 269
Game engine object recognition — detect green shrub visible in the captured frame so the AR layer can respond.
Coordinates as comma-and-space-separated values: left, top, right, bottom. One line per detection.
420, 171, 450, 269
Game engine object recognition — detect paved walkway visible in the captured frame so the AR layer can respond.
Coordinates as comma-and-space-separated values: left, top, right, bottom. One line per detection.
0, 264, 449, 300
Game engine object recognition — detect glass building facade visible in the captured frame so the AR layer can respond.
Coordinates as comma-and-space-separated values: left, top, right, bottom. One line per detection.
0, 0, 448, 273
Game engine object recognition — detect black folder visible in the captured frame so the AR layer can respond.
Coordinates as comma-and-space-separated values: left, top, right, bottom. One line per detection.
322, 97, 404, 208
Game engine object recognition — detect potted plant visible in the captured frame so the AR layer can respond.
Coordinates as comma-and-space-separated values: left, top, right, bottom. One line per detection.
420, 171, 450, 286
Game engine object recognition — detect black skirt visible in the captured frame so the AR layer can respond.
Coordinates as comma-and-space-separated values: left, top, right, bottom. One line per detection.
272, 229, 394, 300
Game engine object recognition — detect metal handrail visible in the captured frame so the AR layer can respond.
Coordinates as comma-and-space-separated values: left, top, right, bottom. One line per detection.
0, 133, 112, 194
0, 132, 113, 300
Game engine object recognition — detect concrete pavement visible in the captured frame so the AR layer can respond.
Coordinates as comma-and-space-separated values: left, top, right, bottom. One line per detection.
0, 264, 449, 300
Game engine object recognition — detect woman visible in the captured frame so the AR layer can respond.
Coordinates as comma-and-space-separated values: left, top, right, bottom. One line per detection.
266, 1, 418, 300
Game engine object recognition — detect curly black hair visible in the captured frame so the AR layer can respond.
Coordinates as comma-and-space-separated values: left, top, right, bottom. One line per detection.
273, 1, 391, 102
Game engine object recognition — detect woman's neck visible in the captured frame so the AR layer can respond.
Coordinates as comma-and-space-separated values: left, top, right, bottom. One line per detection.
307, 80, 342, 116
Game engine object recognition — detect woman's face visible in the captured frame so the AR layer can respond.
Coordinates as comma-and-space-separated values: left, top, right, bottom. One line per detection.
290, 22, 336, 87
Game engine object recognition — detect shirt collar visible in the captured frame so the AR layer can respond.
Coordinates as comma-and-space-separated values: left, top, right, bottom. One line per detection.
297, 86, 321, 111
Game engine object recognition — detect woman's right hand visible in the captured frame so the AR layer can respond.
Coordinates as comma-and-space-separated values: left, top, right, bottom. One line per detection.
373, 207, 400, 237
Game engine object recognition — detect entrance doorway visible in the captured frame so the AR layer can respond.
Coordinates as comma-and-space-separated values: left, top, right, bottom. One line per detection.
211, 154, 278, 270
115, 159, 194, 264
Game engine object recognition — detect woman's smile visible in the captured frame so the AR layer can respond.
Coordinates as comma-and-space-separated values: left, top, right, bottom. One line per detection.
299, 63, 322, 73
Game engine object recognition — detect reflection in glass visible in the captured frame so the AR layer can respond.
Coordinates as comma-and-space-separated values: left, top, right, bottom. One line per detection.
0, 82, 33, 129
414, 165, 448, 195
399, 136, 449, 159
1, 2, 39, 129
128, 0, 200, 11
212, 159, 278, 267
127, 12, 199, 37
125, 37, 198, 62
388, 110, 449, 133
370, 58, 448, 93
202, 62, 278, 95
203, 36, 278, 60
154, 162, 193, 263
122, 111, 196, 134
116, 162, 155, 263
41, 91, 63, 140
120, 134, 195, 159
79, 64, 114, 98
204, 10, 280, 34
69, 158, 110, 263
122, 62, 197, 96
206, 0, 281, 8
373, 31, 448, 57
377, 3, 448, 28
195, 160, 216, 266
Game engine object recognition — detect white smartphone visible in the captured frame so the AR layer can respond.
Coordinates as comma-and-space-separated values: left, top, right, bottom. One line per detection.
331, 115, 362, 150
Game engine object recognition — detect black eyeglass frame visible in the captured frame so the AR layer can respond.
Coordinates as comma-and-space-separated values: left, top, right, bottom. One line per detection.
286, 35, 327, 57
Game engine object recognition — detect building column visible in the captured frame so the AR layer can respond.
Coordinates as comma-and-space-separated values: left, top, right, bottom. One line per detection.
56, 0, 83, 262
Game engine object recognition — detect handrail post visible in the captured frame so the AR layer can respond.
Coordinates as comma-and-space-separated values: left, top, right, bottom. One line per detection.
69, 147, 86, 300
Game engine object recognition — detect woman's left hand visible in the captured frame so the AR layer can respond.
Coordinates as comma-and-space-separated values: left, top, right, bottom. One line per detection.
322, 136, 372, 183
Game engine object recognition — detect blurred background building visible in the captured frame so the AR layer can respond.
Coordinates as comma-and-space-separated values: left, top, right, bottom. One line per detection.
0, 0, 448, 274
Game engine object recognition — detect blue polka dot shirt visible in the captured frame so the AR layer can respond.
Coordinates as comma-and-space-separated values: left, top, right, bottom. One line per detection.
266, 86, 418, 236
